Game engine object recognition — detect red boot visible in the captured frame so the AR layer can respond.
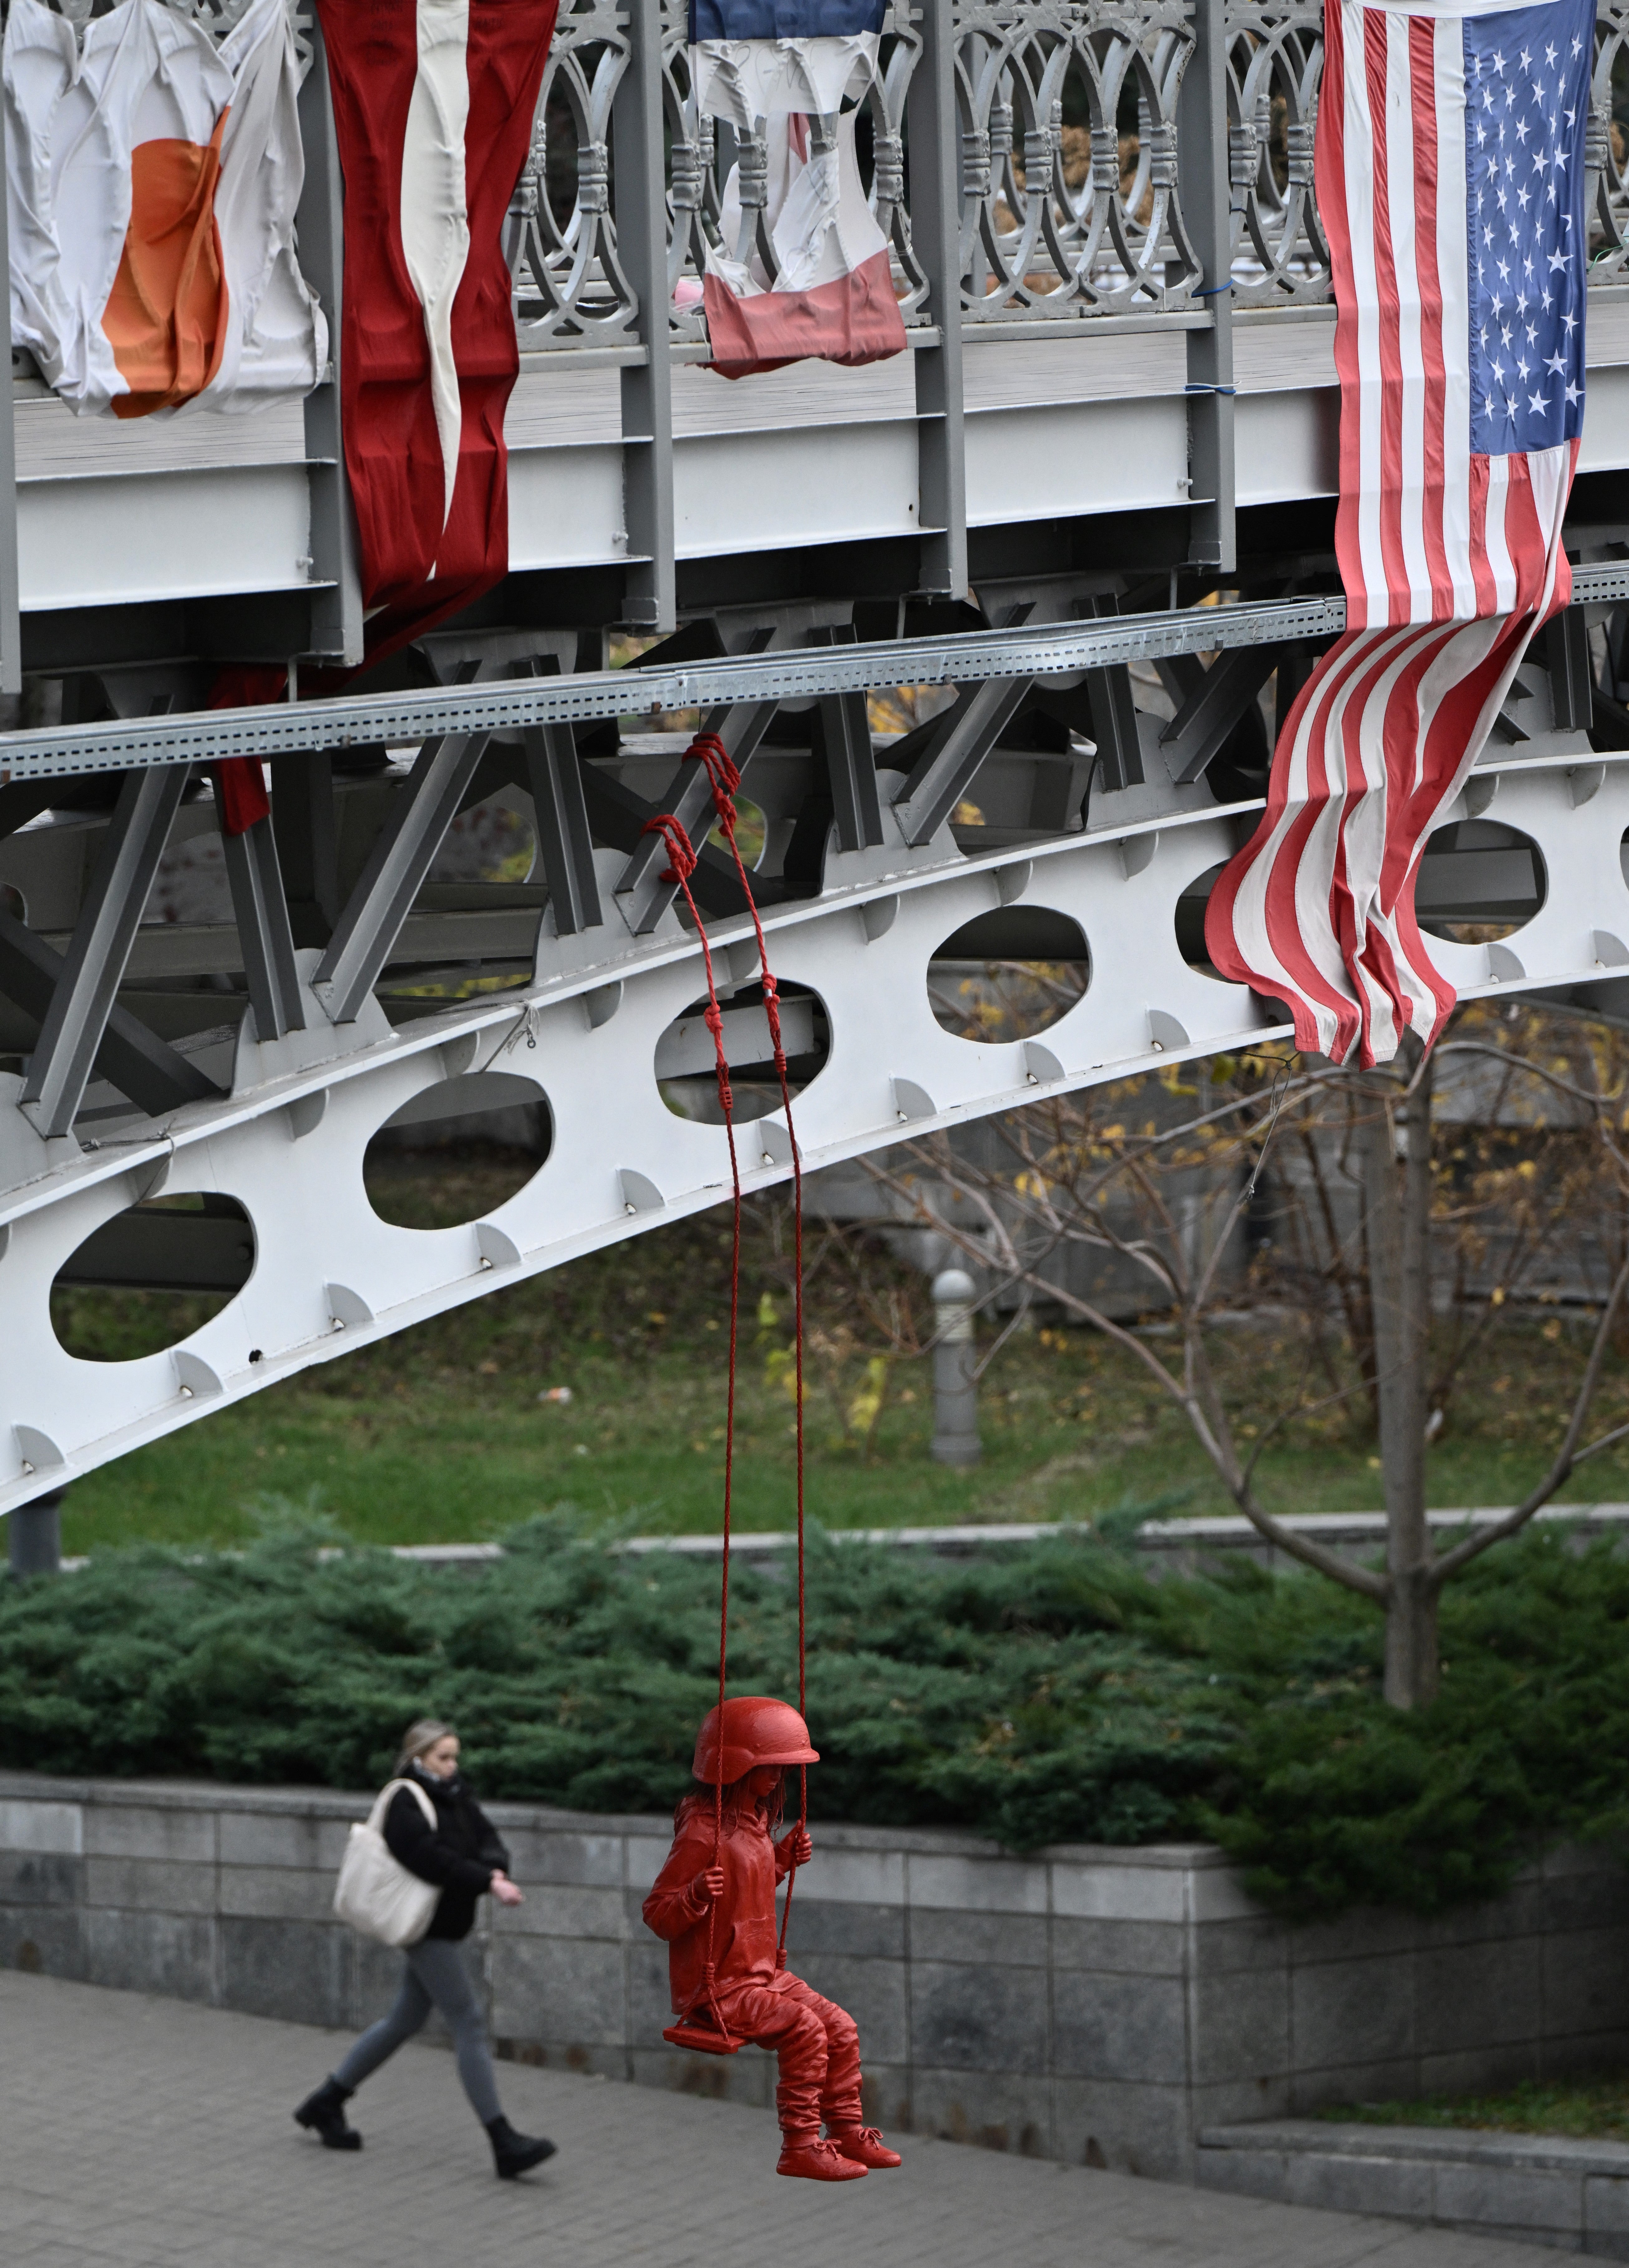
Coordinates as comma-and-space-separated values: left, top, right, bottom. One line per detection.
829, 2126, 902, 2169
777, 2132, 868, 2182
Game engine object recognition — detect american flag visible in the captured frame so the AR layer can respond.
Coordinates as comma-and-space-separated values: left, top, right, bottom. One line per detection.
1206, 0, 1590, 1067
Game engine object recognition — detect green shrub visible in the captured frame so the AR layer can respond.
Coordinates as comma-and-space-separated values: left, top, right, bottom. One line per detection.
3, 1513, 1627, 1919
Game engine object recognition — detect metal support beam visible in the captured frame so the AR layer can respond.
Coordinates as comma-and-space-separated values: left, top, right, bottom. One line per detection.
296, 17, 364, 665
1162, 643, 1280, 784
10, 730, 1629, 1507
1179, 0, 1236, 574
0, 905, 220, 1118
905, 0, 967, 599
523, 664, 603, 937
813, 626, 884, 851
611, 695, 778, 934
613, 0, 675, 630
5, 568, 1629, 784
892, 675, 1035, 845
1075, 600, 1145, 792
18, 765, 194, 1135
1546, 605, 1594, 735
313, 673, 492, 1023
222, 816, 305, 1041
1085, 667, 1145, 792
270, 751, 340, 946
9, 1491, 63, 1577
581, 764, 770, 921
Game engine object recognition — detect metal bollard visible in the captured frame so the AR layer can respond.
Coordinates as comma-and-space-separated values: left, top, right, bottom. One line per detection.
930, 1268, 981, 1467
8, 1488, 64, 1577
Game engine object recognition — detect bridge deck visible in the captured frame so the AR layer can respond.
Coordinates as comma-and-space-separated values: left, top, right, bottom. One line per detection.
13, 297, 1629, 625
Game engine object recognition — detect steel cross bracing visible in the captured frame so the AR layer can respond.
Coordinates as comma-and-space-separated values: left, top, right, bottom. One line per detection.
3, 568, 1629, 784
2, 601, 1629, 1511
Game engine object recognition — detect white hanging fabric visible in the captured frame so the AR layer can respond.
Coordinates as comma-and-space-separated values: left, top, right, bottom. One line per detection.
713, 108, 887, 296
703, 105, 902, 376
691, 34, 876, 133
197, 0, 327, 410
3, 0, 325, 418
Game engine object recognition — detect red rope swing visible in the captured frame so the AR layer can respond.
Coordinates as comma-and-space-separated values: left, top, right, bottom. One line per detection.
647, 736, 807, 2058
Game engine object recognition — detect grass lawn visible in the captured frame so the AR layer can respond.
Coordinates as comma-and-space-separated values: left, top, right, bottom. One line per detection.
49, 1157, 1629, 1555
1320, 2077, 1629, 2143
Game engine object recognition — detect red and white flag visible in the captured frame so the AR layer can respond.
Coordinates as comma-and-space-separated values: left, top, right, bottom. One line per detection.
316, 0, 557, 648
1205, 0, 1590, 1067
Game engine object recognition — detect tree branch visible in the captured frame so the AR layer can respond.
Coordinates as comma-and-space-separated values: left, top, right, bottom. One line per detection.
1429, 1245, 1629, 1582
876, 1183, 1389, 1600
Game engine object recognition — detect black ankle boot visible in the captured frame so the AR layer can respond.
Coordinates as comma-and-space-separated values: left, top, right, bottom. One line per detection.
294, 2077, 362, 2151
486, 2114, 556, 2179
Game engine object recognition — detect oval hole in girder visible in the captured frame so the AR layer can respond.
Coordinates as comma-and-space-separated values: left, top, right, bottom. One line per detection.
709, 795, 769, 871
51, 1192, 255, 1362
657, 978, 830, 1125
365, 1071, 552, 1229
1175, 862, 1230, 979
428, 798, 538, 887
1417, 818, 1546, 944
927, 906, 1089, 1042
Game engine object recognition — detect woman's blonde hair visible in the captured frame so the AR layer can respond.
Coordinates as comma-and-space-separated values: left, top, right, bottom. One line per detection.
395, 1719, 456, 1776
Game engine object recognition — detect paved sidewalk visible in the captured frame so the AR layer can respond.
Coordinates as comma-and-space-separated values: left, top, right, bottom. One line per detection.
0, 1972, 1559, 2268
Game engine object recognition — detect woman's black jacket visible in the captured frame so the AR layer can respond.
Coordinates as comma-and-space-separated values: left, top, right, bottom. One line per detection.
384, 1765, 511, 1942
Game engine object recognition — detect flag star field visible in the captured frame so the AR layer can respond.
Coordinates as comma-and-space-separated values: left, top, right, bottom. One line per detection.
1466, 2, 1591, 458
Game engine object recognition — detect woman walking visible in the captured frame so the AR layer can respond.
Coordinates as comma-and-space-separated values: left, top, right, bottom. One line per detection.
294, 1719, 556, 2179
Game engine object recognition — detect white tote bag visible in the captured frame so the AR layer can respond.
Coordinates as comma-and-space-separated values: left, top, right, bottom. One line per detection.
333, 1778, 441, 1948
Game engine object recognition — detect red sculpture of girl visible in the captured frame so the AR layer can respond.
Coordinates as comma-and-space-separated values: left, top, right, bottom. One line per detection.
643, 1695, 903, 2183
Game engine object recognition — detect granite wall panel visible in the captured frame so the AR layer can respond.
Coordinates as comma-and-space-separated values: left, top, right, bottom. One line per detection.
0, 1774, 1621, 2183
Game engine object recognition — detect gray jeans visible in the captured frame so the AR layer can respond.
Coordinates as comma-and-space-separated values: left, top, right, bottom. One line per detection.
332, 1937, 502, 2126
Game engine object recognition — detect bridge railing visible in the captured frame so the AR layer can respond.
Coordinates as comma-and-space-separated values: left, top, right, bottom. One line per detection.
2, 0, 1628, 676
1224, 0, 1325, 306
504, 0, 1629, 340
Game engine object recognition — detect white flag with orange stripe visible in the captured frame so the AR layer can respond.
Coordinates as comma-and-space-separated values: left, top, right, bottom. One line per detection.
4, 0, 324, 418
1205, 0, 1589, 1067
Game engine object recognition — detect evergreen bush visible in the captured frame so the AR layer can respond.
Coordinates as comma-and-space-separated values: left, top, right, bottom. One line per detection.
2, 1512, 1626, 1919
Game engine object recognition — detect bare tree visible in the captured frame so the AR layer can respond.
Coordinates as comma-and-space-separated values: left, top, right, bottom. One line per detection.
864, 1003, 1629, 1707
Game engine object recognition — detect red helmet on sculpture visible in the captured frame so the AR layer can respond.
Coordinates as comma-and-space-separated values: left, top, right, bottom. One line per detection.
692, 1696, 818, 1783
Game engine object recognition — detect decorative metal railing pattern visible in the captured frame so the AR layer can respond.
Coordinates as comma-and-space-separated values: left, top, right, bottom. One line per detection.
1223, 0, 1326, 303
955, 0, 1201, 318
506, 0, 641, 347
495, 0, 1629, 352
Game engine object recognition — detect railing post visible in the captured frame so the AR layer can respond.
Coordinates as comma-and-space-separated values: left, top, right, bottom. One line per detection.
1179, 0, 1236, 575
614, 0, 676, 631
297, 15, 364, 666
906, 0, 968, 601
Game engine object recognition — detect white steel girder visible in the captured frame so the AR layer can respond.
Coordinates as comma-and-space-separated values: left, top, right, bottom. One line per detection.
2, 713, 1627, 1514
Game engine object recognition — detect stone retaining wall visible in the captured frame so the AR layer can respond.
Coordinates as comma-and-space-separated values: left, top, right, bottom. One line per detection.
1198, 2119, 1629, 2258
1, 1772, 1625, 2182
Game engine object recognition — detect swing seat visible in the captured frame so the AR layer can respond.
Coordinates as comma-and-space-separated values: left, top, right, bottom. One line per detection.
664, 2008, 742, 2057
